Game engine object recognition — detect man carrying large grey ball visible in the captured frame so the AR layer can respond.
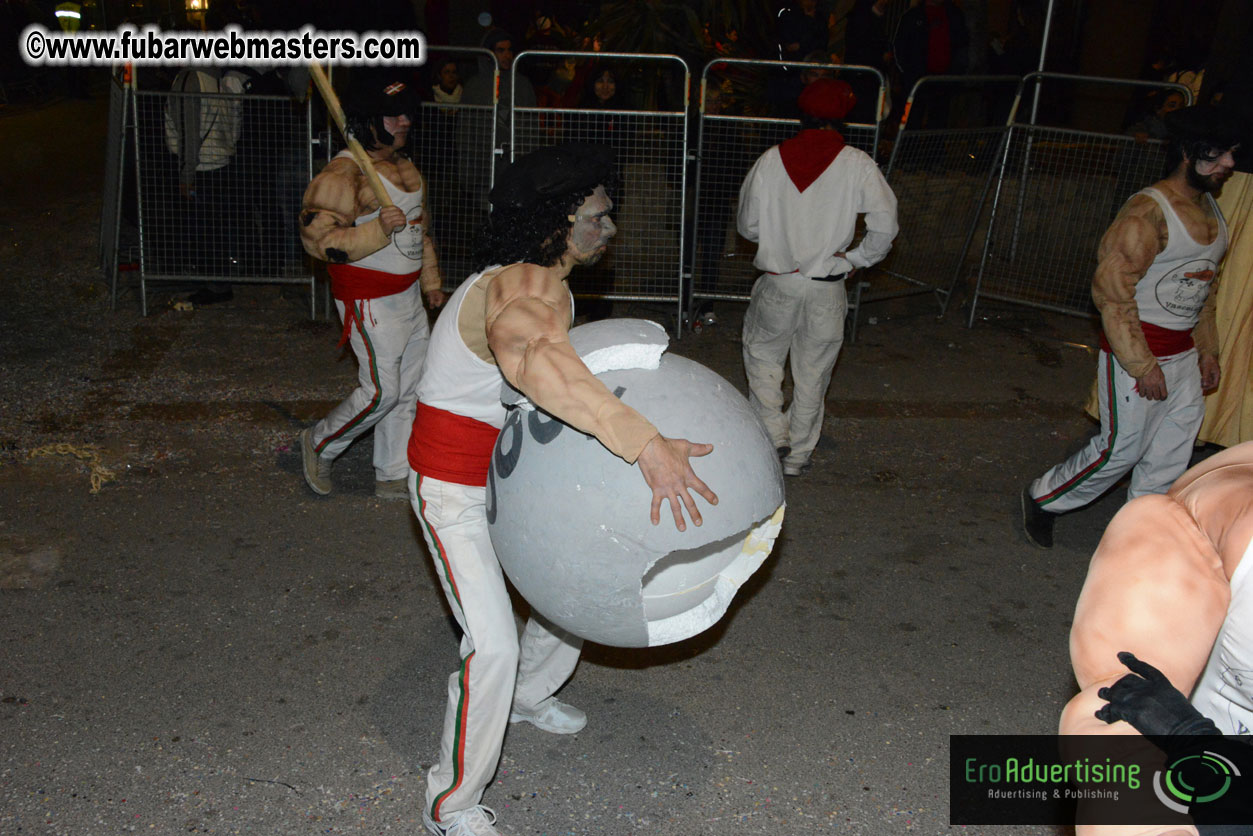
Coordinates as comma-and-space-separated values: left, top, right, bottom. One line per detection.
406, 142, 718, 836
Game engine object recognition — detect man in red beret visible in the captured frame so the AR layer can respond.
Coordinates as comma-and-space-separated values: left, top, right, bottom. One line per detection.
737, 78, 899, 477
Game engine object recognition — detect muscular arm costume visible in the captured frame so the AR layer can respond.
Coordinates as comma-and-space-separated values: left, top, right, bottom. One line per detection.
453, 263, 659, 463
1093, 192, 1220, 379
298, 156, 443, 294
1060, 443, 1253, 836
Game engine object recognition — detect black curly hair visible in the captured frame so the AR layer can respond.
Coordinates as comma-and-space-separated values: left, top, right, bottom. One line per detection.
473, 180, 617, 271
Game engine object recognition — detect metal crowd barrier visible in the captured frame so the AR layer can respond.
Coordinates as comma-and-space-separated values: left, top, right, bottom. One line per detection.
100, 70, 130, 309
512, 50, 691, 333
968, 72, 1192, 325
131, 84, 315, 316
881, 74, 1021, 316
411, 47, 498, 291
689, 58, 885, 337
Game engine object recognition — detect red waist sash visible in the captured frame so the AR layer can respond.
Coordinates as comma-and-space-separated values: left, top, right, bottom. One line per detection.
327, 264, 420, 345
328, 263, 420, 303
1099, 322, 1194, 358
408, 402, 501, 487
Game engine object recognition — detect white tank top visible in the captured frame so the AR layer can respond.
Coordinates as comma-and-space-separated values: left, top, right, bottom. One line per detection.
1190, 533, 1253, 735
335, 150, 425, 274
417, 267, 511, 428
417, 265, 575, 429
1133, 188, 1227, 332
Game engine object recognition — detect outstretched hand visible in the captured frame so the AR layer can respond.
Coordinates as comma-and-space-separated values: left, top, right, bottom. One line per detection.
635, 435, 719, 532
1094, 651, 1220, 737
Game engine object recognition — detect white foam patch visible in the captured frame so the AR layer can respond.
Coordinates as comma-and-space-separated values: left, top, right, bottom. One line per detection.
644, 503, 786, 646
582, 341, 666, 375
501, 318, 670, 411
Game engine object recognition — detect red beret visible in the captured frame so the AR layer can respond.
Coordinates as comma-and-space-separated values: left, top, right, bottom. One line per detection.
798, 79, 857, 121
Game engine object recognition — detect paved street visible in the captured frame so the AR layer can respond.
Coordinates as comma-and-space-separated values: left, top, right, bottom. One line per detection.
0, 91, 1144, 835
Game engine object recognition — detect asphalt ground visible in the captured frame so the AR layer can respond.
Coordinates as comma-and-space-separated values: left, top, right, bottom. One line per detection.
0, 92, 1164, 836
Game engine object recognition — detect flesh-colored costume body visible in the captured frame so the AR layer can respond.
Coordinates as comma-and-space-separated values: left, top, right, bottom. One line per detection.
1060, 441, 1253, 836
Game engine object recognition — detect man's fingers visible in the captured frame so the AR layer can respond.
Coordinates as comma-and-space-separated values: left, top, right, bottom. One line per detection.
650, 493, 662, 527
668, 495, 688, 532
679, 490, 702, 528
688, 442, 714, 458
689, 472, 718, 506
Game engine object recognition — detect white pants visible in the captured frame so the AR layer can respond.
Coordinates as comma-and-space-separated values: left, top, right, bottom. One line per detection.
741, 272, 847, 467
1030, 348, 1205, 512
411, 473, 583, 824
310, 284, 428, 481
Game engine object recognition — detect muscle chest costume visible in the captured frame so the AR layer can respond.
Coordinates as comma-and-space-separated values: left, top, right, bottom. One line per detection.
326, 150, 427, 308
1099, 188, 1228, 360
1060, 442, 1253, 836
299, 151, 440, 483
1030, 188, 1229, 510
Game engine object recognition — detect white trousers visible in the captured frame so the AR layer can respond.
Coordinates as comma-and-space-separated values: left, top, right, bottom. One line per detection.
1030, 348, 1205, 512
410, 473, 583, 824
310, 284, 429, 481
741, 272, 847, 467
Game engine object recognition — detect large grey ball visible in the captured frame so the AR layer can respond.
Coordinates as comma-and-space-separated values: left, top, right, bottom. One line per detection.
486, 329, 785, 648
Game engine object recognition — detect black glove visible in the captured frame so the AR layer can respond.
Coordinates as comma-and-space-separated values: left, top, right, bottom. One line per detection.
1094, 651, 1222, 737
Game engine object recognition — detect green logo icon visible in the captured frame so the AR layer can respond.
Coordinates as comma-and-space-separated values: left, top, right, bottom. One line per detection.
1153, 750, 1240, 814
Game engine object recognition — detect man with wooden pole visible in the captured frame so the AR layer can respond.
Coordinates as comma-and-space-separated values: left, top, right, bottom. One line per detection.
298, 66, 448, 499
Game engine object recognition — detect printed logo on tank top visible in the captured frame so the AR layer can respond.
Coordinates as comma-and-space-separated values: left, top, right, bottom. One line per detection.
1154, 258, 1216, 318
393, 207, 423, 260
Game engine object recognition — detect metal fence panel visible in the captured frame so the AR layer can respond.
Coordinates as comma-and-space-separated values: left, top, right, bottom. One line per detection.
690, 59, 884, 309
970, 73, 1191, 324
511, 51, 691, 328
99, 71, 129, 308
881, 75, 1021, 312
410, 47, 498, 291
133, 87, 314, 315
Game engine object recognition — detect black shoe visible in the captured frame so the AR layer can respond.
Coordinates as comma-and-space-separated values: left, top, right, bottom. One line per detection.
1020, 487, 1056, 549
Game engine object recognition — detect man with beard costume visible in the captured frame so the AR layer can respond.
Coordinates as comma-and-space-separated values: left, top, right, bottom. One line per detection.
407, 142, 718, 836
1022, 105, 1242, 549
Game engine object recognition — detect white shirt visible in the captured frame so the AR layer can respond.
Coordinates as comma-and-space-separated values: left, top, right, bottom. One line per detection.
1191, 533, 1253, 735
737, 143, 898, 278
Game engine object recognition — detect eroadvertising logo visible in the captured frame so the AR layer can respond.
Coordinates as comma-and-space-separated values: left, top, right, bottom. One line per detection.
950, 735, 1253, 827
1153, 747, 1239, 814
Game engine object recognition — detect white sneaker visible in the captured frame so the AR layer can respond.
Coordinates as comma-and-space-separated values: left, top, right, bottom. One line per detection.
374, 478, 409, 500
299, 428, 332, 495
509, 696, 586, 734
782, 460, 811, 477
422, 805, 503, 836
